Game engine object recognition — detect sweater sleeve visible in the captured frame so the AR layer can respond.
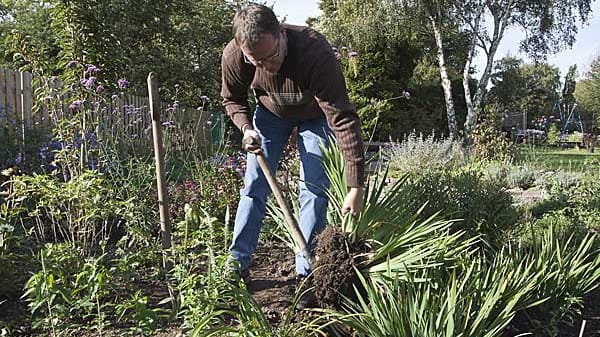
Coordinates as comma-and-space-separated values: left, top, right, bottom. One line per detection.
220, 42, 255, 131
310, 49, 365, 187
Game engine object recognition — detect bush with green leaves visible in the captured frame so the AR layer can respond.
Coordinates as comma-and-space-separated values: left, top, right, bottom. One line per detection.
6, 170, 134, 253
325, 224, 600, 337
23, 243, 111, 334
386, 131, 466, 176
327, 253, 545, 337
505, 165, 538, 189
536, 170, 582, 193
547, 123, 560, 145
401, 168, 518, 248
471, 117, 515, 163
511, 227, 600, 335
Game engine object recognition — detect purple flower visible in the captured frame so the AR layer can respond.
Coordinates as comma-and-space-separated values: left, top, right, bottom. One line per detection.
200, 95, 210, 103
402, 90, 411, 99
111, 94, 119, 101
81, 76, 97, 89
118, 79, 130, 90
69, 99, 84, 110
85, 64, 100, 74
334, 52, 342, 60
15, 153, 22, 165
66, 61, 78, 69
96, 85, 105, 93
348, 51, 358, 57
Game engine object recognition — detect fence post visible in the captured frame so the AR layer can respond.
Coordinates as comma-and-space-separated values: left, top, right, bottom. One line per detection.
0, 69, 6, 136
148, 72, 172, 271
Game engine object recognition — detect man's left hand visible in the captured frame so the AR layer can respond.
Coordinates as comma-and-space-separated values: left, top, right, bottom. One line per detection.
342, 187, 364, 218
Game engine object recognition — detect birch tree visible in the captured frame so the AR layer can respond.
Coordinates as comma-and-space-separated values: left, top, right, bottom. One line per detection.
462, 0, 593, 136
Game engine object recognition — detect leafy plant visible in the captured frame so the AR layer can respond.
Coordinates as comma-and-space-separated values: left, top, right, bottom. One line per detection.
6, 170, 132, 253
386, 131, 466, 176
115, 290, 167, 336
327, 253, 545, 337
471, 117, 515, 163
22, 243, 111, 333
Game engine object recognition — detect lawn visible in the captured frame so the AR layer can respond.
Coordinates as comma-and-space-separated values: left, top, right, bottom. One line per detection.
515, 145, 600, 172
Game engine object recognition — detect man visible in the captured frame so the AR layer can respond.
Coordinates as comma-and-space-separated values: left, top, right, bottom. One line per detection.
221, 4, 364, 298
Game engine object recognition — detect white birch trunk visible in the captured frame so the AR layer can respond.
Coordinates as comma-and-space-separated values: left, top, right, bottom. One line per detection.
430, 15, 458, 139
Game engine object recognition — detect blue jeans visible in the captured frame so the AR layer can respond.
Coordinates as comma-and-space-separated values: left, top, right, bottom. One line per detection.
229, 105, 332, 276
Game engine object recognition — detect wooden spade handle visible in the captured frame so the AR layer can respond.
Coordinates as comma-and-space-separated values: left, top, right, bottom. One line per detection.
244, 137, 312, 265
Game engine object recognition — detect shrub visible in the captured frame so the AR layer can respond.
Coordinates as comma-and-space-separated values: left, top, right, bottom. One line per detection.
505, 165, 538, 189
471, 117, 515, 163
386, 131, 466, 176
6, 170, 133, 253
547, 124, 560, 145
403, 168, 518, 248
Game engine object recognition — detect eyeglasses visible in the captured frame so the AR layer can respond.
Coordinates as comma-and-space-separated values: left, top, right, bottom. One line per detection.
243, 38, 281, 66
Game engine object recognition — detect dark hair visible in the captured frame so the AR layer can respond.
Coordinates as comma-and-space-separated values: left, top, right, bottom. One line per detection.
232, 4, 280, 50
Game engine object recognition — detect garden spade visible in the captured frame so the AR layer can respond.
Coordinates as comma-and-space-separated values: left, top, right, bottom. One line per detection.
243, 137, 313, 268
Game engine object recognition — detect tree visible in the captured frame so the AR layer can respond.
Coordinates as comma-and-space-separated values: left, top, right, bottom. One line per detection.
574, 55, 600, 134
486, 56, 560, 124
462, 0, 594, 136
316, 0, 471, 139
0, 0, 236, 104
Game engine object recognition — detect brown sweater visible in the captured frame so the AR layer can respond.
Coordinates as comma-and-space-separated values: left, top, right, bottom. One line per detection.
221, 24, 365, 187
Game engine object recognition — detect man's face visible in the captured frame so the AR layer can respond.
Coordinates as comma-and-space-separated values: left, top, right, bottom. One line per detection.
241, 29, 285, 73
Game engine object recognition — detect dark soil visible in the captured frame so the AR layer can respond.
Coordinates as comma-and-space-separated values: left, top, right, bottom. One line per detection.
244, 239, 298, 324
312, 226, 368, 308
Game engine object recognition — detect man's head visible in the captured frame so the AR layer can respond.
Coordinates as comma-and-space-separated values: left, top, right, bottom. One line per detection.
233, 4, 286, 73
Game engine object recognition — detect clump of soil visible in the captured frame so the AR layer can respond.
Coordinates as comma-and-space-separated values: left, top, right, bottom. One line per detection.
312, 226, 369, 308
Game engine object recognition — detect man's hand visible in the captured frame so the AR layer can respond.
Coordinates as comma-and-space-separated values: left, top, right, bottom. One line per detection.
342, 187, 364, 218
242, 129, 262, 154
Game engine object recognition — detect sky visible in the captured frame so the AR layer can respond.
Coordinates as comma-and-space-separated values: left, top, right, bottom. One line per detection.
267, 0, 600, 78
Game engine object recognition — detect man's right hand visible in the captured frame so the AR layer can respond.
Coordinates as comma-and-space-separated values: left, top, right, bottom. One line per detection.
242, 129, 262, 154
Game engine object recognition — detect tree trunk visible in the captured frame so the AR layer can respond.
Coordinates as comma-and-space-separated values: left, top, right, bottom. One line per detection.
430, 15, 458, 139
463, 4, 484, 138
471, 2, 513, 125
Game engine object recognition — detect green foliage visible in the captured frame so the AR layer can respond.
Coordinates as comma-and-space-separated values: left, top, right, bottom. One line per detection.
574, 55, 600, 130
486, 57, 560, 123
505, 165, 537, 190
316, 0, 470, 139
386, 131, 466, 176
115, 290, 167, 336
329, 253, 544, 337
22, 243, 111, 333
471, 117, 515, 163
512, 227, 600, 335
547, 123, 560, 145
6, 170, 133, 252
402, 167, 518, 248
1, 0, 234, 104
319, 141, 476, 284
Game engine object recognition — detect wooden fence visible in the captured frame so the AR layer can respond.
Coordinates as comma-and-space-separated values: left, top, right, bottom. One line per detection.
0, 68, 212, 158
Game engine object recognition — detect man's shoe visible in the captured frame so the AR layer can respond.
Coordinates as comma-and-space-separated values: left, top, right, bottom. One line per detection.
226, 269, 250, 285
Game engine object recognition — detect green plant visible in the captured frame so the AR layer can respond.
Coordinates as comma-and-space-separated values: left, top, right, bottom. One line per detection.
471, 117, 515, 163
6, 170, 132, 253
190, 285, 326, 337
115, 290, 167, 336
22, 243, 111, 333
401, 168, 518, 248
386, 131, 466, 176
505, 165, 538, 189
326, 253, 545, 337
547, 123, 560, 145
512, 226, 600, 335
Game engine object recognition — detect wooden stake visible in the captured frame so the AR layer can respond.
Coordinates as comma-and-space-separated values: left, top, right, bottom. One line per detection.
148, 72, 172, 271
